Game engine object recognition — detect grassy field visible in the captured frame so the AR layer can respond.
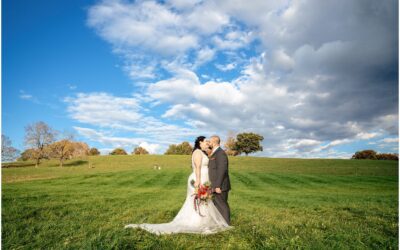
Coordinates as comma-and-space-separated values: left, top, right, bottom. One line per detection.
2, 155, 398, 249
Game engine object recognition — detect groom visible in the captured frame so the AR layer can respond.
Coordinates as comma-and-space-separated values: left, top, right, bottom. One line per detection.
208, 135, 231, 225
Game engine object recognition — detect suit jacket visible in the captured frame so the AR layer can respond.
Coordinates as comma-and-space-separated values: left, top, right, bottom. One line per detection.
208, 147, 231, 192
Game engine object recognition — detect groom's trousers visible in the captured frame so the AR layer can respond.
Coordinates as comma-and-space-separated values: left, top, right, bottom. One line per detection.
213, 191, 230, 225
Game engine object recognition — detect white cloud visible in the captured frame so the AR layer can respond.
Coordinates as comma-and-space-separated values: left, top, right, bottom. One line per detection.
64, 92, 200, 146
356, 132, 381, 140
138, 142, 161, 154
84, 0, 398, 157
88, 1, 198, 56
381, 138, 399, 143
147, 67, 245, 110
166, 0, 202, 10
74, 127, 162, 153
212, 30, 253, 50
185, 3, 230, 34
19, 94, 33, 100
64, 92, 142, 128
19, 90, 40, 104
74, 127, 141, 146
194, 47, 216, 68
215, 62, 236, 71
64, 93, 211, 153
125, 63, 156, 79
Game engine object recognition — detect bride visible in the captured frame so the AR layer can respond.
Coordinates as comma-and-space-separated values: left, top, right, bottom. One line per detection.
125, 136, 232, 235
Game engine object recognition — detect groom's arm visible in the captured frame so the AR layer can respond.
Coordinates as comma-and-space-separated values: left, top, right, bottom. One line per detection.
215, 150, 228, 189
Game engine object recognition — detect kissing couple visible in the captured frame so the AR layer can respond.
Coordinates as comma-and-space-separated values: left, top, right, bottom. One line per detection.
125, 135, 233, 235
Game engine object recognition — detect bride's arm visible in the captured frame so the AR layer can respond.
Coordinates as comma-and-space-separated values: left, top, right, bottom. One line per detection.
193, 150, 202, 187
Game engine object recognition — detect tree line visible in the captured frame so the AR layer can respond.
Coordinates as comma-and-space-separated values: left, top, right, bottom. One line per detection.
351, 150, 398, 161
11, 121, 155, 166
2, 122, 265, 165
17, 121, 97, 167
3, 121, 397, 164
104, 132, 265, 156
163, 132, 264, 156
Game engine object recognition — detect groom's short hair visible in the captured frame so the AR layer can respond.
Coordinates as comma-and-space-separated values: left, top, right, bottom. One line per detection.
210, 135, 220, 145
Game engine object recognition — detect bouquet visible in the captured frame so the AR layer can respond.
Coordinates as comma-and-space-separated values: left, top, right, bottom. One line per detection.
190, 180, 213, 217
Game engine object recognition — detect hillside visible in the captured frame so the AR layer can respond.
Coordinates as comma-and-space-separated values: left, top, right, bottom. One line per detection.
2, 156, 398, 249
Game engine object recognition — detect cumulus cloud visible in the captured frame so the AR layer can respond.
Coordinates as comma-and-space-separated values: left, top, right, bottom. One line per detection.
213, 30, 253, 50
73, 127, 161, 154
87, 1, 198, 55
194, 47, 216, 68
215, 63, 236, 72
382, 138, 399, 143
64, 92, 204, 152
83, 0, 398, 158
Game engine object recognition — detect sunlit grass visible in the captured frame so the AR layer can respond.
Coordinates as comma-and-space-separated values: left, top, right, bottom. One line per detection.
2, 155, 398, 249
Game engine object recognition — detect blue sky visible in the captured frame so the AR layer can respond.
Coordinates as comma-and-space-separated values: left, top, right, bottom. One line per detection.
2, 0, 399, 157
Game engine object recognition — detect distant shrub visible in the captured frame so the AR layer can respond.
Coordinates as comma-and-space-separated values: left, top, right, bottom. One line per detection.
376, 153, 398, 161
351, 150, 377, 160
133, 146, 149, 155
18, 149, 37, 161
164, 142, 192, 155
110, 148, 128, 155
89, 148, 100, 156
352, 150, 398, 160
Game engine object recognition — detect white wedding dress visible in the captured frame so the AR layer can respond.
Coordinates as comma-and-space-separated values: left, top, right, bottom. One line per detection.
125, 149, 232, 235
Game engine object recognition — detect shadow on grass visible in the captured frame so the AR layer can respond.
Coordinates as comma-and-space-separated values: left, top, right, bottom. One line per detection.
1, 162, 36, 168
63, 160, 88, 167
2, 159, 89, 168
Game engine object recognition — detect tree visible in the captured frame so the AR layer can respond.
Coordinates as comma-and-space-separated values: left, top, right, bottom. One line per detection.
49, 140, 75, 167
234, 132, 264, 156
89, 147, 100, 156
376, 153, 398, 161
133, 146, 149, 155
2, 134, 20, 162
351, 150, 377, 160
110, 148, 128, 155
224, 133, 239, 156
164, 141, 193, 155
24, 121, 56, 167
18, 149, 37, 161
71, 142, 89, 158
351, 150, 398, 161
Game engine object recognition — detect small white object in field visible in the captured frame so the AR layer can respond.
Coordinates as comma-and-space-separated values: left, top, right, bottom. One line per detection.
153, 164, 161, 170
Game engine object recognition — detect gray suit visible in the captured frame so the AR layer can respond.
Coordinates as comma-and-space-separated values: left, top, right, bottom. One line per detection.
208, 147, 231, 225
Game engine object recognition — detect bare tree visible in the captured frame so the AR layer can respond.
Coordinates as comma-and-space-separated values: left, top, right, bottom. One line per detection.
1, 134, 20, 162
24, 121, 56, 167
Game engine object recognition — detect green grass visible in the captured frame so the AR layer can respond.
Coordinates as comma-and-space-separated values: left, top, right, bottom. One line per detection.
2, 155, 398, 249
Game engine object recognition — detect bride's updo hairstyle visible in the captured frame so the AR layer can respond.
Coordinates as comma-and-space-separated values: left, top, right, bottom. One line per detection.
193, 136, 206, 153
